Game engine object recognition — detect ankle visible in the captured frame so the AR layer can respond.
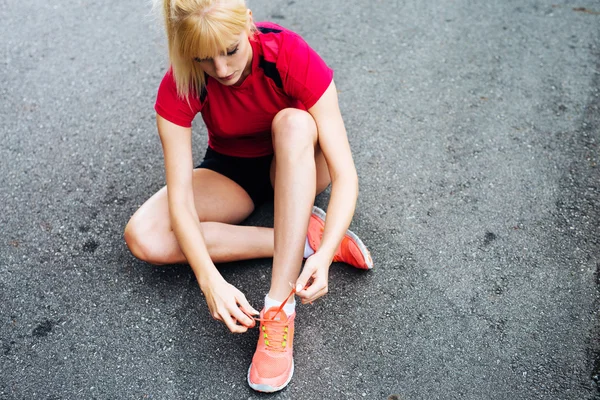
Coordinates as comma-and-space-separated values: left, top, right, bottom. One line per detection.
265, 294, 296, 315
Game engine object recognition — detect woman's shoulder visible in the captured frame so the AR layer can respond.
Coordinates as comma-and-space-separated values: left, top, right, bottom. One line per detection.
255, 21, 294, 35
254, 21, 309, 61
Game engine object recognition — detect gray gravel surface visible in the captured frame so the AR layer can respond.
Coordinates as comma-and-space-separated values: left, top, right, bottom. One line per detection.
1, 0, 599, 399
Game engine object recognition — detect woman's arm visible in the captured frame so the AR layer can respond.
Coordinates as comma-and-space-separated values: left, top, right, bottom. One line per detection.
295, 80, 359, 302
157, 115, 214, 279
157, 115, 257, 332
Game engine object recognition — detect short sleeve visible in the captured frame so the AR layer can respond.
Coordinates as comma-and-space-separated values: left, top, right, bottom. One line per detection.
277, 34, 334, 109
154, 68, 202, 128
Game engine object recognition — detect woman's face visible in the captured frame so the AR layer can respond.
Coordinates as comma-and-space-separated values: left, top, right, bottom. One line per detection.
195, 30, 253, 87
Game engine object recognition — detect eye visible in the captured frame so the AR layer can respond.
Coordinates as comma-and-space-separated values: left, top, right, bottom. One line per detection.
194, 45, 238, 62
226, 46, 239, 56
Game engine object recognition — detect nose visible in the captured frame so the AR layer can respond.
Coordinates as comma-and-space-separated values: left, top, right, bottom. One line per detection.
213, 56, 229, 78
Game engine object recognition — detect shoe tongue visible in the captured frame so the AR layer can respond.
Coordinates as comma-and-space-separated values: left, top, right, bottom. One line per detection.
264, 307, 287, 321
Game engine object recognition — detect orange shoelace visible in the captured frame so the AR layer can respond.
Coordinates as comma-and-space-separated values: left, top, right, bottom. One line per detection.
248, 286, 297, 352
255, 313, 291, 352
252, 285, 299, 324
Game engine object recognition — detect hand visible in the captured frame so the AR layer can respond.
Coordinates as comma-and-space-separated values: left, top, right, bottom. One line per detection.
294, 252, 331, 304
201, 276, 259, 333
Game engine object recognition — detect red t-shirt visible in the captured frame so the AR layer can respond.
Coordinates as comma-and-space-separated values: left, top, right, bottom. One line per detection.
154, 22, 334, 157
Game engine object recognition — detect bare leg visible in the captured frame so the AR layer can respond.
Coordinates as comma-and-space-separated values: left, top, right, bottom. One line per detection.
267, 109, 331, 302
125, 169, 272, 264
125, 127, 330, 270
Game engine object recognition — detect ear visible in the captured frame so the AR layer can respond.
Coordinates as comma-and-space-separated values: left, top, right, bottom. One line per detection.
246, 9, 254, 33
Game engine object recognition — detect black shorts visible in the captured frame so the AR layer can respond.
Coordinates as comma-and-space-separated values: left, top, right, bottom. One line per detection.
195, 147, 275, 206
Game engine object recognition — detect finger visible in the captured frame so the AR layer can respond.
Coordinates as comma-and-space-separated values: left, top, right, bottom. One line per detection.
295, 265, 316, 293
236, 294, 260, 316
211, 311, 223, 322
232, 315, 254, 329
221, 311, 248, 334
239, 309, 257, 328
231, 305, 255, 328
301, 288, 328, 304
235, 293, 258, 328
297, 277, 324, 299
303, 281, 327, 302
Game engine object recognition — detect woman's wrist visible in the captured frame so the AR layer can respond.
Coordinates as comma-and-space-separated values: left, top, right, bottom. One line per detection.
197, 267, 224, 291
312, 248, 334, 266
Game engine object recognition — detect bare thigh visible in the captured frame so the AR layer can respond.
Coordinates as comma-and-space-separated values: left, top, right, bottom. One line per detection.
127, 168, 255, 241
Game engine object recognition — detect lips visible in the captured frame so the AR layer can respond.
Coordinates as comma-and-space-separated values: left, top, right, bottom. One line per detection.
219, 73, 236, 81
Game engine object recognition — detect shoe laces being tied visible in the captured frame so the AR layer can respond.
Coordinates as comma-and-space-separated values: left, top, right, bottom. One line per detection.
256, 310, 292, 352
252, 285, 299, 352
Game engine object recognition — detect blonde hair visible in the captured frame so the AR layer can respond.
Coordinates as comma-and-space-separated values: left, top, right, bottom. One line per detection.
157, 0, 255, 99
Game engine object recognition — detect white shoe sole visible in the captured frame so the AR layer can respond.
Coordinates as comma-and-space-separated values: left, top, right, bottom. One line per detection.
312, 206, 373, 269
247, 359, 294, 393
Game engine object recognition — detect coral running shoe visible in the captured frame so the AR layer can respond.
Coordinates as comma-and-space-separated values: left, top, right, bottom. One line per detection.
307, 206, 373, 270
247, 307, 295, 392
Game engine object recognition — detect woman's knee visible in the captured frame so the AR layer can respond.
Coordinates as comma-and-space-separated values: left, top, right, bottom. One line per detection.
271, 108, 317, 152
124, 217, 166, 265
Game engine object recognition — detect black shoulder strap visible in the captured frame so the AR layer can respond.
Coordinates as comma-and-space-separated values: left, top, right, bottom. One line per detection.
200, 73, 209, 102
257, 26, 282, 34
200, 85, 207, 103
259, 58, 283, 89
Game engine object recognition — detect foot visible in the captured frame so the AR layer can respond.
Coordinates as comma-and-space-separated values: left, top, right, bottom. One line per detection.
247, 308, 295, 393
307, 206, 373, 270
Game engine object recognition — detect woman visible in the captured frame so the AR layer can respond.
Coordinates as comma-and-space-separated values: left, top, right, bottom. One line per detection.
125, 0, 372, 392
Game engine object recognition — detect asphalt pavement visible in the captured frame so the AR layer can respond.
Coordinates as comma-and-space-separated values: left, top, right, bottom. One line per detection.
1, 0, 599, 399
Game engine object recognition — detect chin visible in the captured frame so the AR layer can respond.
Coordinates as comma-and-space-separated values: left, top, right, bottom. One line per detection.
216, 74, 237, 85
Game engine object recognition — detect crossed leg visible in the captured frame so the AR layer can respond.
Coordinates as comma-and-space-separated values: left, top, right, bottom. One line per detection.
125, 167, 272, 265
125, 108, 330, 302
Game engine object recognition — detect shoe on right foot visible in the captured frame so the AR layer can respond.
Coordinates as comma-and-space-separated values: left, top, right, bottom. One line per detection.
307, 206, 373, 270
247, 307, 295, 393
